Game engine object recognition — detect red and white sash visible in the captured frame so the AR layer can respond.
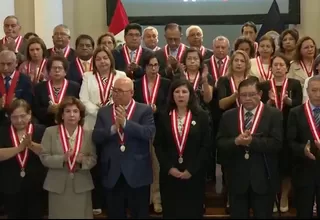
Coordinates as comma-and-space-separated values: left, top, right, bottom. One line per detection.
230, 77, 240, 107
300, 61, 314, 77
0, 71, 20, 106
270, 78, 288, 111
210, 55, 229, 81
304, 100, 320, 142
47, 79, 68, 104
254, 42, 258, 57
199, 46, 206, 57
95, 73, 114, 106
142, 74, 160, 105
75, 57, 93, 76
185, 72, 200, 91
153, 46, 161, 51
238, 102, 264, 134
59, 125, 83, 173
164, 44, 186, 62
10, 123, 33, 170
112, 100, 136, 145
27, 59, 47, 83
123, 45, 142, 65
171, 109, 192, 158
2, 36, 23, 53
51, 45, 71, 58
256, 56, 272, 81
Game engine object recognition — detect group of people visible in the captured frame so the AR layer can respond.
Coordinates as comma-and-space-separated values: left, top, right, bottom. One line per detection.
0, 13, 319, 219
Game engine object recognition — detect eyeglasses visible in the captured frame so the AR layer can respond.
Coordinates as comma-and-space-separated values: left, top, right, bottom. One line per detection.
111, 87, 132, 95
239, 92, 258, 98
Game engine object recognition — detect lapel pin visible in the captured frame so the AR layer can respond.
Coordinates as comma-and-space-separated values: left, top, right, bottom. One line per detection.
191, 120, 196, 126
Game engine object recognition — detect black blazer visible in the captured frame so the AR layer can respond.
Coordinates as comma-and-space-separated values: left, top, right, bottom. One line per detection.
0, 73, 33, 126
154, 109, 211, 177
287, 104, 320, 188
155, 46, 188, 80
32, 80, 80, 127
66, 59, 84, 85
0, 124, 46, 194
46, 47, 76, 62
217, 104, 283, 194
134, 77, 171, 125
260, 78, 302, 133
201, 47, 213, 60
112, 47, 152, 81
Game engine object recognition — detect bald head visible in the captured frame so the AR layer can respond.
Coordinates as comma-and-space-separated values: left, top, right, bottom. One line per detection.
0, 50, 17, 76
112, 77, 134, 106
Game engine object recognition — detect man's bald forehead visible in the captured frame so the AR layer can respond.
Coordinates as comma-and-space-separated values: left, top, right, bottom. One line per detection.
114, 77, 134, 90
0, 50, 16, 60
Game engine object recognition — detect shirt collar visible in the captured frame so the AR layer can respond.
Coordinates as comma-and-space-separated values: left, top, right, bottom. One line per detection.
2, 71, 15, 79
244, 106, 258, 116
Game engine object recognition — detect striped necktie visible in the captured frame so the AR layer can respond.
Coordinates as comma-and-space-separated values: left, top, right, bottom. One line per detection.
245, 111, 253, 130
314, 108, 320, 128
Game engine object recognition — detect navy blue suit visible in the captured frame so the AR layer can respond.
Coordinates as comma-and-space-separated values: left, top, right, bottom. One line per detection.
92, 101, 156, 218
112, 47, 152, 81
0, 73, 33, 126
66, 60, 84, 85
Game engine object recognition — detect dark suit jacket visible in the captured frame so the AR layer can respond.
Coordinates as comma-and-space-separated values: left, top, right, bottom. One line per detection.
260, 78, 302, 133
155, 45, 188, 79
0, 73, 33, 126
217, 104, 283, 194
92, 102, 156, 189
0, 124, 46, 194
46, 47, 76, 62
32, 80, 80, 127
0, 37, 27, 66
66, 59, 84, 85
202, 48, 213, 60
287, 104, 320, 187
133, 77, 171, 125
112, 47, 152, 81
154, 109, 211, 176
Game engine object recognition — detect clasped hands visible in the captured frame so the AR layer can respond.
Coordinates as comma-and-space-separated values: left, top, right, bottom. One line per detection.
268, 90, 291, 105
304, 140, 320, 160
114, 105, 127, 130
126, 62, 139, 73
169, 168, 192, 180
235, 130, 252, 146
18, 133, 37, 152
64, 149, 84, 163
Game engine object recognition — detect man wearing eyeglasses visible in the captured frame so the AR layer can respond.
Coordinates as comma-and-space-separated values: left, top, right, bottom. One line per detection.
46, 24, 76, 62
217, 77, 282, 218
112, 23, 153, 81
92, 77, 156, 219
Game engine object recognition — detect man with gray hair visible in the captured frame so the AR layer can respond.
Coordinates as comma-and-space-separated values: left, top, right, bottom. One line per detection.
0, 15, 27, 66
185, 25, 213, 60
47, 24, 75, 62
287, 75, 320, 219
0, 50, 33, 125
143, 26, 160, 51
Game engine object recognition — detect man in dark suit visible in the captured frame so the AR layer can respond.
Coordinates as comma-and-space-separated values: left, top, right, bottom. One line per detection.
287, 75, 320, 218
112, 23, 152, 81
217, 77, 283, 218
0, 16, 28, 66
155, 23, 187, 79
186, 25, 213, 60
66, 34, 94, 85
46, 24, 76, 62
92, 77, 156, 219
0, 50, 33, 126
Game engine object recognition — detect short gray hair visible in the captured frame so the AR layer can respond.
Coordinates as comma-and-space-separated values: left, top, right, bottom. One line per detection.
307, 75, 320, 89
0, 50, 16, 61
186, 25, 203, 37
4, 15, 19, 25
212, 36, 230, 48
53, 24, 71, 36
143, 26, 158, 37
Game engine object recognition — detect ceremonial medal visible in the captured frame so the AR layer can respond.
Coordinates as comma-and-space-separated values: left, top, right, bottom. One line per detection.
120, 145, 126, 152
20, 169, 26, 178
244, 153, 250, 160
178, 156, 184, 164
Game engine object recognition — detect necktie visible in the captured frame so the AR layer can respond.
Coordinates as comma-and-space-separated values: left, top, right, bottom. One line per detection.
244, 111, 253, 130
4, 76, 11, 93
217, 60, 223, 74
83, 61, 90, 72
130, 51, 135, 62
314, 108, 320, 128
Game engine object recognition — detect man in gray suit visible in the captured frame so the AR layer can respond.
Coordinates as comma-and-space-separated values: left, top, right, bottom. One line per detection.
92, 77, 156, 219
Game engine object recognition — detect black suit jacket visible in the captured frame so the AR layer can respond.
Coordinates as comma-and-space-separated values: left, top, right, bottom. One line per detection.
133, 77, 171, 125
287, 104, 320, 187
46, 47, 76, 62
112, 47, 152, 81
0, 124, 46, 194
202, 48, 213, 60
154, 109, 211, 177
0, 73, 33, 126
217, 104, 283, 194
66, 59, 84, 85
260, 78, 302, 133
155, 45, 188, 80
32, 80, 80, 127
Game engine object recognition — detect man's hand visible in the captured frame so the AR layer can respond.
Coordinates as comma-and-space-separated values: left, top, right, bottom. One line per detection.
201, 64, 209, 83
180, 170, 192, 180
115, 105, 127, 127
48, 103, 59, 114
305, 140, 316, 160
4, 37, 16, 52
168, 167, 183, 178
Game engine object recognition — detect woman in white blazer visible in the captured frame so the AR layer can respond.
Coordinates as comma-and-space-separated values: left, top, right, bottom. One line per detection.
250, 34, 275, 82
79, 46, 126, 130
